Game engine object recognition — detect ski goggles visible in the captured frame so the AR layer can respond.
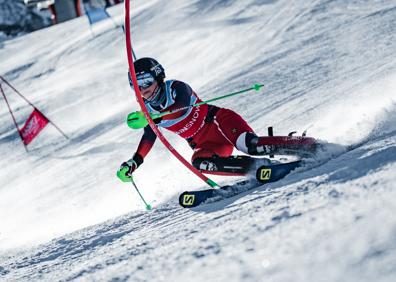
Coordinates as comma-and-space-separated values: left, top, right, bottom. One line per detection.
136, 73, 155, 90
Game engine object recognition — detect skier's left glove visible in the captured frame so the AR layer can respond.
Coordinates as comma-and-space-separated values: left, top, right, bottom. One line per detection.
117, 153, 144, 182
127, 111, 163, 129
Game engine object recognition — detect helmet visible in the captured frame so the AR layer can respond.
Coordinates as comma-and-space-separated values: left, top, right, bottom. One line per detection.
134, 57, 165, 84
128, 57, 166, 104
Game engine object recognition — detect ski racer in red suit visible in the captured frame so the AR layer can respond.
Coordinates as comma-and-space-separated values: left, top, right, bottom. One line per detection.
117, 57, 316, 182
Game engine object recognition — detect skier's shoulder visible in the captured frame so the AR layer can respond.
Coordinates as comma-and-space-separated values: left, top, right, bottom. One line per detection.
166, 79, 193, 95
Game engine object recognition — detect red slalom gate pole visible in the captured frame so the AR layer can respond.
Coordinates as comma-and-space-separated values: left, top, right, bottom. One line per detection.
123, 0, 219, 189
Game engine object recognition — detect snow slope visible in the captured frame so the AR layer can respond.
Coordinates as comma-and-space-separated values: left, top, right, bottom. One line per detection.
1, 0, 396, 281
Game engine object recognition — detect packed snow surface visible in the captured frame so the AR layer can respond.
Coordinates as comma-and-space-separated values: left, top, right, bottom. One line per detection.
0, 0, 396, 281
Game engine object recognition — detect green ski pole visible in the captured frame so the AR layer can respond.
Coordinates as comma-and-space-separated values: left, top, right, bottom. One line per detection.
131, 177, 152, 211
127, 83, 264, 129
156, 83, 264, 119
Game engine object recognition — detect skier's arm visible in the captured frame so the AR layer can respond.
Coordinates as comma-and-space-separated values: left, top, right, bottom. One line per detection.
117, 125, 157, 182
135, 125, 157, 159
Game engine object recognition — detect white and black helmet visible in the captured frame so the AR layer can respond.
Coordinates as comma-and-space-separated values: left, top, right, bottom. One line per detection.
134, 57, 165, 84
128, 57, 166, 103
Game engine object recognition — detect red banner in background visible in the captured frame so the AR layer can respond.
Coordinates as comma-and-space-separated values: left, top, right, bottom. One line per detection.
19, 109, 49, 145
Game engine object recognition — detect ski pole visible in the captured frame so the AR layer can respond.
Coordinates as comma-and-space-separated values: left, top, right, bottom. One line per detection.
154, 83, 264, 119
127, 84, 264, 129
130, 177, 152, 211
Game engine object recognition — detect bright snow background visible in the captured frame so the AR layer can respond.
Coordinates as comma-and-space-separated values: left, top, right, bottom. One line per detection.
1, 0, 396, 281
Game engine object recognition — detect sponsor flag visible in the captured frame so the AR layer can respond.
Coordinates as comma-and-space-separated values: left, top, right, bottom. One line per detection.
84, 0, 111, 25
19, 109, 49, 145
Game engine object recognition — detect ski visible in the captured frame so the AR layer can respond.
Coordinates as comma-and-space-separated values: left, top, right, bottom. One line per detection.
179, 180, 254, 208
178, 137, 358, 209
255, 160, 301, 183
179, 160, 301, 208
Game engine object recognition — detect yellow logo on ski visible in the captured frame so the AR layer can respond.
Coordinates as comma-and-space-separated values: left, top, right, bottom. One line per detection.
182, 194, 195, 206
259, 168, 272, 180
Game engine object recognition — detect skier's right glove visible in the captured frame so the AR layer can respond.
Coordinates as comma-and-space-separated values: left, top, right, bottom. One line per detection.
117, 153, 144, 182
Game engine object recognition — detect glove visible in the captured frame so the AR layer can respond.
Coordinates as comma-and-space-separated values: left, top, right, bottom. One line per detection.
127, 111, 163, 129
127, 111, 148, 129
117, 153, 144, 182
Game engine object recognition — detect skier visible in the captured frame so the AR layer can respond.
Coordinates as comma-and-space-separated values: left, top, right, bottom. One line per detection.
117, 57, 316, 182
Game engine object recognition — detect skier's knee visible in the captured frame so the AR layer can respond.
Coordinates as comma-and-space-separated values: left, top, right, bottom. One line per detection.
236, 132, 259, 154
192, 153, 221, 171
192, 157, 213, 170
191, 149, 217, 168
